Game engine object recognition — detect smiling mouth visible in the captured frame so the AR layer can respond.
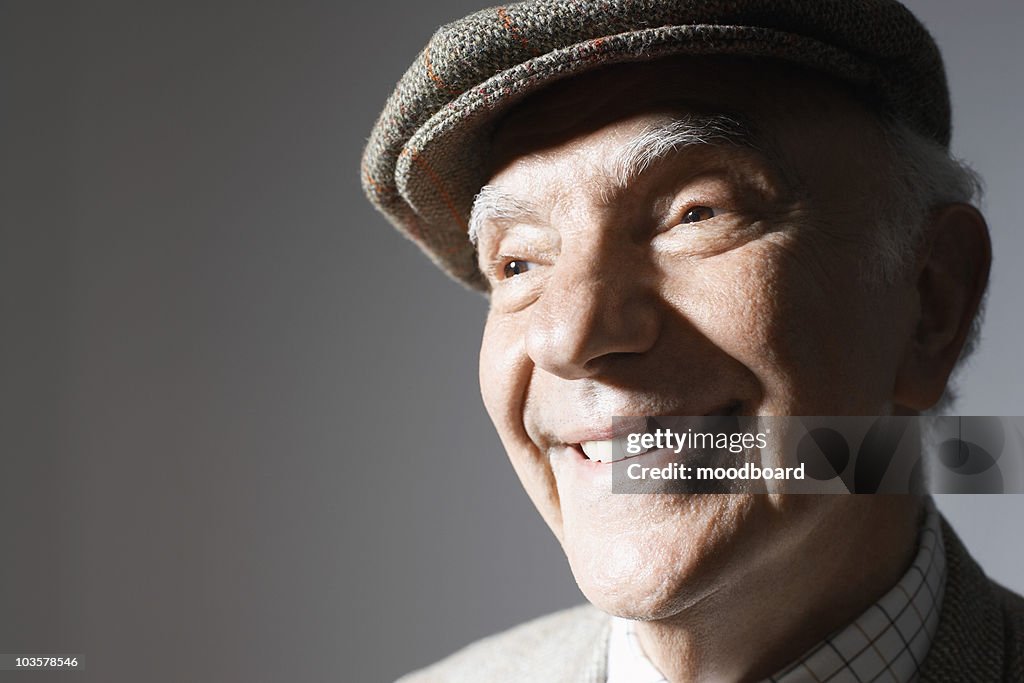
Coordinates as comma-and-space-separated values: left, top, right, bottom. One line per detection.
573, 401, 743, 464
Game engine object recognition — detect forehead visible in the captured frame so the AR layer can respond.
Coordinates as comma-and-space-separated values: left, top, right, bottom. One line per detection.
486, 56, 886, 188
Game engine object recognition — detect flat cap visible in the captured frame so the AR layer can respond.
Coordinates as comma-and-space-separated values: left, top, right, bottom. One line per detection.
361, 0, 950, 291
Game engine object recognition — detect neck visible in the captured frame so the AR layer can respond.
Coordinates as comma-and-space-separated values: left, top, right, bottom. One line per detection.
634, 496, 922, 683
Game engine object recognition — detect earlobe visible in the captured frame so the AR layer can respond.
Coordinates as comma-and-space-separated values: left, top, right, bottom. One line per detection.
893, 204, 991, 411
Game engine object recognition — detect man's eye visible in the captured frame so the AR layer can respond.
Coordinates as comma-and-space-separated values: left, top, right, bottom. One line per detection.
502, 259, 536, 279
680, 206, 718, 224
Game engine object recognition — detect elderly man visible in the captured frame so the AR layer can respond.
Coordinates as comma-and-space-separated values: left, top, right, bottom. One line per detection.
362, 1, 1023, 681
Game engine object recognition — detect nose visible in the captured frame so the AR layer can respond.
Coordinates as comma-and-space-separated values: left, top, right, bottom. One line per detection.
525, 245, 660, 379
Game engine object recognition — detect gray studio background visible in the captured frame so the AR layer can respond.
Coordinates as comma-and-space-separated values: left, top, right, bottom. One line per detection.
1, 2, 1021, 682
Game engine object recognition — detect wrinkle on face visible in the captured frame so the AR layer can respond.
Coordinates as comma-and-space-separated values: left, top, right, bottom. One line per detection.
476, 56, 921, 625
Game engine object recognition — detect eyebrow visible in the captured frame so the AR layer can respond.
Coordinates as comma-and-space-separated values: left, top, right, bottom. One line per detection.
468, 114, 757, 246
468, 184, 539, 246
611, 114, 754, 187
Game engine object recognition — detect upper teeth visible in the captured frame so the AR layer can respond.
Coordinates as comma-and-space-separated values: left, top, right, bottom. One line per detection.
580, 440, 614, 462
580, 439, 649, 463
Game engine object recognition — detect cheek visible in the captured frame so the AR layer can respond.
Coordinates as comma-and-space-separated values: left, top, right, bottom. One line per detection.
480, 310, 566, 536
668, 236, 902, 413
660, 243, 793, 383
479, 312, 530, 435
764, 251, 904, 411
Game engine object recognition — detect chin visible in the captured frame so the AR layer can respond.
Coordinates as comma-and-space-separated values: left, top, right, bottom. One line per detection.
559, 493, 754, 620
574, 566, 701, 622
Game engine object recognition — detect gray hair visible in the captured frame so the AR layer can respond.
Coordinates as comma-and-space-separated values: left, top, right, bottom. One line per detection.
609, 115, 751, 189
871, 120, 985, 284
872, 120, 986, 413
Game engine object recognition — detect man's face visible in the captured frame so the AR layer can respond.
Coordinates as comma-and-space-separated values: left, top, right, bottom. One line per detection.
474, 59, 920, 618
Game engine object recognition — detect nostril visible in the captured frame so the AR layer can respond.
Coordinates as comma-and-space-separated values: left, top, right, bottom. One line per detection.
582, 350, 645, 375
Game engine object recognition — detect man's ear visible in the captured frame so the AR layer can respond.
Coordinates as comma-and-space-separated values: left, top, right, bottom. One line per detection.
893, 204, 991, 411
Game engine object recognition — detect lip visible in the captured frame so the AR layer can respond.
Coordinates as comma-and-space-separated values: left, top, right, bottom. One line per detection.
567, 441, 656, 466
557, 416, 650, 446
556, 443, 691, 485
554, 400, 743, 465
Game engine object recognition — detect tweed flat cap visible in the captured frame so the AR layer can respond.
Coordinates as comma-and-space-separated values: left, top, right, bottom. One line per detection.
361, 0, 950, 290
